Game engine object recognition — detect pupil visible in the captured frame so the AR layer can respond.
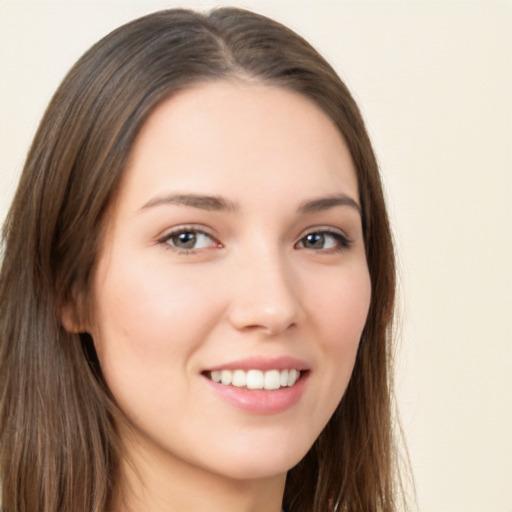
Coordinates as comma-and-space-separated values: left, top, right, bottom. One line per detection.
305, 233, 324, 248
174, 232, 196, 248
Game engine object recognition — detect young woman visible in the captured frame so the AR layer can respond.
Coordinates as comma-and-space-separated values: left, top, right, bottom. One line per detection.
0, 8, 404, 512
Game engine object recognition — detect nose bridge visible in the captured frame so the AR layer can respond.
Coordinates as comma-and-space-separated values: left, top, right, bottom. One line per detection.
228, 237, 299, 334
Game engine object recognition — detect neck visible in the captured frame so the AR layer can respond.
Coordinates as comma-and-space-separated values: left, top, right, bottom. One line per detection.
111, 434, 286, 512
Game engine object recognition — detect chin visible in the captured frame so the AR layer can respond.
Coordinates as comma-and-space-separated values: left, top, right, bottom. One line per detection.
206, 438, 313, 481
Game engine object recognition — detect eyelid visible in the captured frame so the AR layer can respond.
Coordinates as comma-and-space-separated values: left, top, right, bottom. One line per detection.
300, 225, 350, 238
300, 225, 351, 240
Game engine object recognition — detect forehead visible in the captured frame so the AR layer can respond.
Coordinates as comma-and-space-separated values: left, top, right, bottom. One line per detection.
119, 80, 358, 210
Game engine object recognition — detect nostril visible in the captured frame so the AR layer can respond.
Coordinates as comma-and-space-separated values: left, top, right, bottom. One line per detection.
237, 319, 297, 336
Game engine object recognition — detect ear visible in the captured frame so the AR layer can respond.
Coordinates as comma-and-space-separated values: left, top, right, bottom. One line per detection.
60, 292, 89, 334
61, 303, 83, 333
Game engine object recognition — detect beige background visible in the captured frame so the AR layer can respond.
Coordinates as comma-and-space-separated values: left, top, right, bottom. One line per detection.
1, 1, 511, 511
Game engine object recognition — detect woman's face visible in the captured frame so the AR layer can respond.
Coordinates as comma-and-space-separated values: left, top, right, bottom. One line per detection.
89, 81, 371, 482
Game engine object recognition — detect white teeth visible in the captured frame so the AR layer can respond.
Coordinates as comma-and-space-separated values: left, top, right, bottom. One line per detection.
232, 370, 247, 387
288, 369, 299, 387
208, 369, 302, 390
220, 370, 232, 385
264, 369, 281, 390
246, 370, 264, 389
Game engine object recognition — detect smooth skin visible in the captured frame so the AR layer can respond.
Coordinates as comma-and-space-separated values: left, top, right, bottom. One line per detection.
81, 81, 371, 512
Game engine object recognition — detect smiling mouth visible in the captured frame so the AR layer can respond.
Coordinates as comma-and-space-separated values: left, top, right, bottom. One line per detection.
203, 369, 304, 390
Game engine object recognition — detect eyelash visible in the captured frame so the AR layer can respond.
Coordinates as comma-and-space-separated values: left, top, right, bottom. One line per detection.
158, 226, 352, 254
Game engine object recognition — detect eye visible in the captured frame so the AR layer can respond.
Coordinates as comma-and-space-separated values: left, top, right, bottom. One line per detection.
160, 228, 220, 253
296, 229, 351, 252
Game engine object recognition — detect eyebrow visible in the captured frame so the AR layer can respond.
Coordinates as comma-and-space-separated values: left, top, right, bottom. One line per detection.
297, 194, 362, 215
140, 193, 237, 212
140, 192, 361, 216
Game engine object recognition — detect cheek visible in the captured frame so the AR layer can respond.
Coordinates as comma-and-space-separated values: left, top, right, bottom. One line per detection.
89, 254, 224, 383
310, 267, 371, 349
306, 266, 371, 396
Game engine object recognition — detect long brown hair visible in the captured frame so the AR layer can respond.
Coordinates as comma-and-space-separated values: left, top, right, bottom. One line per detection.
0, 8, 402, 512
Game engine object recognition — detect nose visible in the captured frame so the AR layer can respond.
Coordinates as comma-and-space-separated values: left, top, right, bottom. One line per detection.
227, 246, 300, 336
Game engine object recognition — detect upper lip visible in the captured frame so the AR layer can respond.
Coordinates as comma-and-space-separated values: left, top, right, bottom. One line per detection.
204, 356, 310, 373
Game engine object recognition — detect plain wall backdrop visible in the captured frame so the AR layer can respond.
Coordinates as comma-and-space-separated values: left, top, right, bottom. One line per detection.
1, 1, 511, 511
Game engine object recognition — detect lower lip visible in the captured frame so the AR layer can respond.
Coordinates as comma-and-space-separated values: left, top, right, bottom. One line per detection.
203, 373, 309, 415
